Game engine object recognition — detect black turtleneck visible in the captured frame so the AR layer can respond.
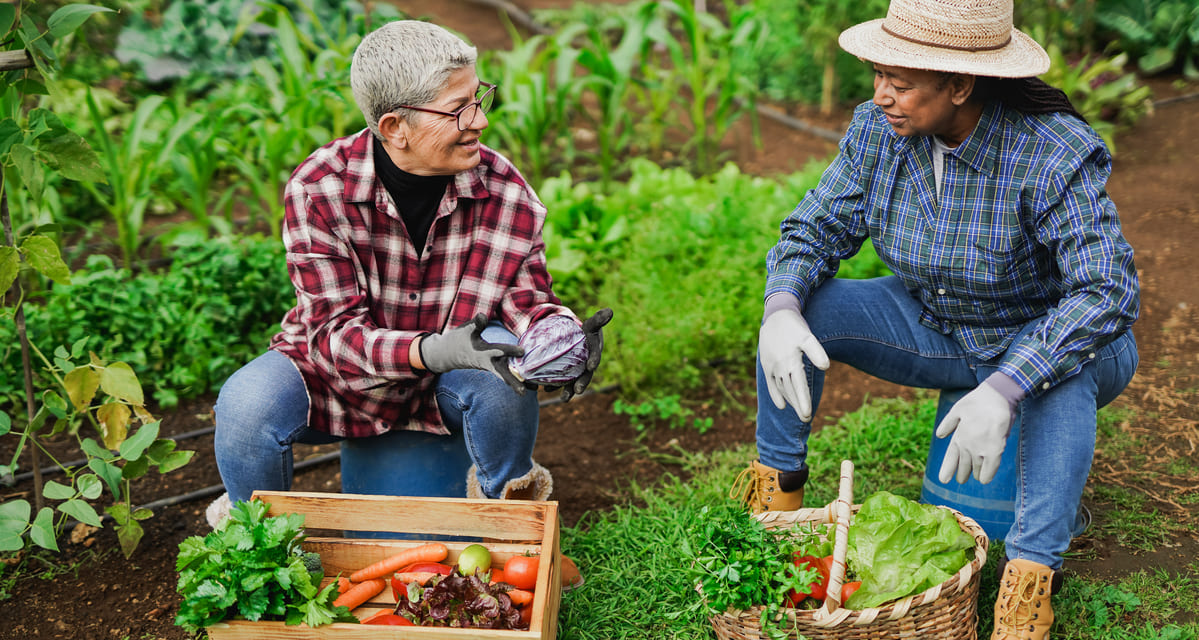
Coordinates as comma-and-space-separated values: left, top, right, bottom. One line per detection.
373, 136, 453, 255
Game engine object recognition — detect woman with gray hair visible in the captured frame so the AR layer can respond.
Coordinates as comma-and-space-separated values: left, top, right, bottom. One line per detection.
208, 21, 606, 590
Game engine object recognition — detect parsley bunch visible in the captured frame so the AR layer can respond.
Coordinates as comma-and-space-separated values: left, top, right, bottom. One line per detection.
687, 502, 828, 640
174, 498, 358, 633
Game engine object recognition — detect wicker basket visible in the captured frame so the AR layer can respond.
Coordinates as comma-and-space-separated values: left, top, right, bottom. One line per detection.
708, 460, 990, 640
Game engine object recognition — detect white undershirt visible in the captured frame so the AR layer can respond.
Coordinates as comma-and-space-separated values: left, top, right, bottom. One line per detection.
932, 135, 953, 199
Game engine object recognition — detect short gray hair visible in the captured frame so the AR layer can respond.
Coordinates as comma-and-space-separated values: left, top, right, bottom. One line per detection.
350, 20, 478, 140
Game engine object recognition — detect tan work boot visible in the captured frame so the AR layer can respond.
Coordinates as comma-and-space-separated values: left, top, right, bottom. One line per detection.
729, 460, 806, 514
992, 559, 1056, 640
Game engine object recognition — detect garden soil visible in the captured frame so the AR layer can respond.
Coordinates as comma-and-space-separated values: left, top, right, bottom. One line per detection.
4, 2, 1199, 638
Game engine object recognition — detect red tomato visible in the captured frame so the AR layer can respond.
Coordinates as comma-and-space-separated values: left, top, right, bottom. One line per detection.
787, 555, 832, 605
518, 602, 533, 628
363, 612, 415, 626
841, 580, 862, 606
399, 561, 453, 575
490, 568, 506, 583
503, 555, 540, 591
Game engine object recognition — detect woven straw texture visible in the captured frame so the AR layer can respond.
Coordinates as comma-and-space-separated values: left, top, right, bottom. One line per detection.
708, 461, 990, 640
837, 0, 1049, 77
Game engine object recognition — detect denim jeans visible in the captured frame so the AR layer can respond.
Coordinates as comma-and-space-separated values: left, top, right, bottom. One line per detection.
756, 276, 1138, 569
214, 324, 540, 502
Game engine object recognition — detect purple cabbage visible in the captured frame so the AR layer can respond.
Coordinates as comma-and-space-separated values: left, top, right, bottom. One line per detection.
509, 315, 588, 384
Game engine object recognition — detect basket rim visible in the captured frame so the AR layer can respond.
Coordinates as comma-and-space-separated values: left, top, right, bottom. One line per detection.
715, 503, 989, 629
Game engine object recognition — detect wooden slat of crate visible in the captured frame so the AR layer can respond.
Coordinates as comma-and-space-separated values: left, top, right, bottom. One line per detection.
204, 491, 561, 640
257, 491, 550, 541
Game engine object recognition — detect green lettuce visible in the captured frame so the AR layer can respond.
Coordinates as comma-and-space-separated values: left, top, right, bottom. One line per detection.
845, 491, 975, 609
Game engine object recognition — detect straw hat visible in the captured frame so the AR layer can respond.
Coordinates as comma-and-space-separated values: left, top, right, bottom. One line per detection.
838, 0, 1049, 78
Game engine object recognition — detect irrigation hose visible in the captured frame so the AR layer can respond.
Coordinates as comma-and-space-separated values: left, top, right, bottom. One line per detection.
11, 382, 619, 493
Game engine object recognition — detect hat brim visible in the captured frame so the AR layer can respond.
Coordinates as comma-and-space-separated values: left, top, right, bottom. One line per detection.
838, 18, 1049, 78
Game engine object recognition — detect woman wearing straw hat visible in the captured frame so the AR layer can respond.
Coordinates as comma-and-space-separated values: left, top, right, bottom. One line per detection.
733, 0, 1139, 637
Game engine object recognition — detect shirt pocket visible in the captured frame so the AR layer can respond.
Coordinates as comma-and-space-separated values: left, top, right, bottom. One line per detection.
944, 233, 1033, 315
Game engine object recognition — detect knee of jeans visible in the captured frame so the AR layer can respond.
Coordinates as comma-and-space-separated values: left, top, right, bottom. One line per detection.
481, 322, 518, 345
214, 388, 286, 451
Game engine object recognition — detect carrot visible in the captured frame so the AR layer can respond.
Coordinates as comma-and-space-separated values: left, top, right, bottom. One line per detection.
332, 578, 386, 611
337, 576, 352, 595
349, 542, 449, 583
489, 568, 506, 584
507, 588, 535, 607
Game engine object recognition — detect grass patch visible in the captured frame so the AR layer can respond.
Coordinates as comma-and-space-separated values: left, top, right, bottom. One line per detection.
1053, 566, 1199, 639
1090, 486, 1187, 552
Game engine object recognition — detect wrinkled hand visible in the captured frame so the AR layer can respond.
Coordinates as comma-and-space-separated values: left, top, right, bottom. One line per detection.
759, 309, 830, 422
935, 382, 1015, 484
419, 314, 527, 394
561, 308, 613, 402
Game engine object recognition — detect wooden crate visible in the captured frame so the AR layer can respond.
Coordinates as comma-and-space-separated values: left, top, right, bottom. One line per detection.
205, 490, 562, 640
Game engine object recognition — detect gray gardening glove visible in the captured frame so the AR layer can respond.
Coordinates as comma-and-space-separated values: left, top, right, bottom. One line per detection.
420, 314, 527, 394
759, 308, 830, 422
560, 308, 613, 402
935, 381, 1015, 484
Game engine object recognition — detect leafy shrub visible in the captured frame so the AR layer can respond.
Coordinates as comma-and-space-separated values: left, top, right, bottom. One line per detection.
543, 158, 890, 398
1096, 0, 1199, 78
115, 0, 395, 87
0, 236, 291, 409
1036, 31, 1154, 153
731, 0, 889, 107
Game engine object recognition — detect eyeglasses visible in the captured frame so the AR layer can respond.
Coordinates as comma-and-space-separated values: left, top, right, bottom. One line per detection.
396, 82, 497, 131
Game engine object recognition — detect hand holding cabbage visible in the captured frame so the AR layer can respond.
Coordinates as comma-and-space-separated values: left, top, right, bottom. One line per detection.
509, 308, 612, 401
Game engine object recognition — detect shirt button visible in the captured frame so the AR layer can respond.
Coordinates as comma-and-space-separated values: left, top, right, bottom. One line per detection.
1042, 382, 1051, 390
937, 288, 947, 295
1088, 352, 1096, 359
408, 293, 417, 301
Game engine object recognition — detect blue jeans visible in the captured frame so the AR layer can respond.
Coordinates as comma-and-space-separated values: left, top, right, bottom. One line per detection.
756, 276, 1138, 569
214, 324, 540, 502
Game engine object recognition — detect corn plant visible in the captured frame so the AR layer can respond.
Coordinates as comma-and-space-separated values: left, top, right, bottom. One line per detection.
224, 4, 365, 235
655, 0, 760, 174
479, 27, 582, 188
79, 90, 198, 270
569, 2, 660, 187
162, 93, 236, 241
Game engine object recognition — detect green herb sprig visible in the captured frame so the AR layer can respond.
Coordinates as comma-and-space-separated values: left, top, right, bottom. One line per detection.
174, 498, 357, 632
687, 501, 830, 639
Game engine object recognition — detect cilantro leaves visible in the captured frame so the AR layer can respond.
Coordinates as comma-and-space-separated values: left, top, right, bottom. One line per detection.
174, 498, 357, 633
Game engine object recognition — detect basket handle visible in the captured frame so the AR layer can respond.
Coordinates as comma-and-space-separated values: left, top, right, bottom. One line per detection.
815, 460, 854, 619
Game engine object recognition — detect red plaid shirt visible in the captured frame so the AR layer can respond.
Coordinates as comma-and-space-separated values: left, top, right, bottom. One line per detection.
270, 129, 573, 437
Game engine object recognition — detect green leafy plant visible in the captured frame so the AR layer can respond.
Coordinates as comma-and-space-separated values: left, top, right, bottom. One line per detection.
732, 0, 888, 107
79, 89, 198, 270
1037, 33, 1154, 153
114, 0, 390, 86
655, 0, 760, 174
613, 394, 712, 433
568, 2, 658, 188
479, 27, 581, 189
0, 235, 292, 409
174, 498, 357, 632
686, 501, 821, 640
1096, 0, 1199, 78
220, 2, 372, 235
0, 1, 193, 559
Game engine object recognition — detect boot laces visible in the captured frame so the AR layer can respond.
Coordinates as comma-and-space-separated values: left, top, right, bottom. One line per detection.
729, 465, 760, 505
998, 570, 1044, 633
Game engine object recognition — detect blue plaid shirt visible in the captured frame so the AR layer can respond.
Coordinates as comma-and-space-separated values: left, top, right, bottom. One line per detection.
766, 100, 1139, 397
